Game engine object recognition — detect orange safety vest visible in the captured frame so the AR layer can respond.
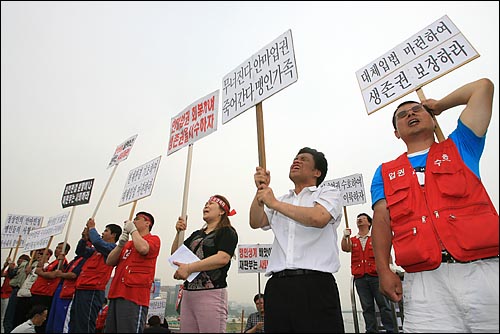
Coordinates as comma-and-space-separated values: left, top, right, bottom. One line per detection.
382, 139, 499, 272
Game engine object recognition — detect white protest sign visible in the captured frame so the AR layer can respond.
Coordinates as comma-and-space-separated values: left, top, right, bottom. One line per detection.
46, 211, 71, 227
23, 222, 67, 252
1, 234, 25, 249
356, 15, 479, 114
2, 214, 43, 236
238, 244, 272, 273
23, 211, 70, 252
321, 173, 366, 207
147, 298, 167, 321
119, 156, 161, 206
107, 134, 138, 168
167, 90, 219, 156
222, 29, 298, 124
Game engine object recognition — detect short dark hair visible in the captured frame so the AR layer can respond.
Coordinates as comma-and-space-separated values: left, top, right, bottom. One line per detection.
58, 242, 71, 254
43, 248, 53, 257
297, 147, 328, 186
136, 211, 155, 231
106, 224, 123, 242
357, 213, 373, 229
148, 315, 161, 327
27, 304, 47, 320
254, 293, 264, 302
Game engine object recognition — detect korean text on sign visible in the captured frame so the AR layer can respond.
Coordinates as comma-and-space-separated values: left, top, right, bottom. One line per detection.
61, 179, 94, 208
108, 134, 138, 168
222, 29, 298, 124
147, 298, 167, 320
1, 234, 26, 249
167, 90, 219, 156
321, 173, 366, 207
119, 156, 161, 206
238, 244, 272, 273
24, 211, 70, 252
24, 220, 66, 252
2, 214, 43, 236
356, 15, 479, 114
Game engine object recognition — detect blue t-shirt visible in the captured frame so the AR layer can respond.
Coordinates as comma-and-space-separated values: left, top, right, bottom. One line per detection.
371, 119, 486, 208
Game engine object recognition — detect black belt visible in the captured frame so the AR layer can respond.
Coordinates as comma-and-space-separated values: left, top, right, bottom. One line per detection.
272, 269, 328, 278
441, 250, 499, 264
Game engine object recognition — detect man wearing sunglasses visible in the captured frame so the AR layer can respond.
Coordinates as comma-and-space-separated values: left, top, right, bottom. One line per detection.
370, 78, 498, 332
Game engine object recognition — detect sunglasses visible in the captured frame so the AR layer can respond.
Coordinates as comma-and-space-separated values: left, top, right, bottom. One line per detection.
396, 104, 427, 120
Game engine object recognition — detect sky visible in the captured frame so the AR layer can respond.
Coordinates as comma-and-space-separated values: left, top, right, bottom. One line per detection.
2, 1, 499, 310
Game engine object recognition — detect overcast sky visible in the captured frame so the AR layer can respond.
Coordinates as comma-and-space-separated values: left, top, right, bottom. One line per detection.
2, 1, 498, 310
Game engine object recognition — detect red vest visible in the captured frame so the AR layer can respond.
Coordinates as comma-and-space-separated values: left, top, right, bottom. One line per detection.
350, 236, 378, 278
76, 250, 113, 291
1, 275, 12, 298
59, 257, 85, 299
107, 233, 160, 307
30, 258, 68, 296
382, 139, 499, 272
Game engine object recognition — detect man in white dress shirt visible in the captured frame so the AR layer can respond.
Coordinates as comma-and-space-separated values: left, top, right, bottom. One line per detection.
250, 147, 344, 333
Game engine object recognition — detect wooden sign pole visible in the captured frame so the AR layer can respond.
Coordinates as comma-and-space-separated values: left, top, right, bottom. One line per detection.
256, 103, 266, 170
92, 164, 118, 219
416, 88, 445, 142
177, 144, 194, 248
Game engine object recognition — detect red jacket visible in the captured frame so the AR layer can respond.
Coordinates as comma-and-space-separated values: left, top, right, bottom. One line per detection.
350, 236, 377, 278
59, 257, 85, 299
1, 275, 12, 298
382, 139, 499, 272
107, 233, 160, 307
76, 251, 113, 291
30, 258, 68, 296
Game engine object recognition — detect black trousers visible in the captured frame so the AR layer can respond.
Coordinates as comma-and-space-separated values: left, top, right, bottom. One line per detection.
264, 271, 345, 333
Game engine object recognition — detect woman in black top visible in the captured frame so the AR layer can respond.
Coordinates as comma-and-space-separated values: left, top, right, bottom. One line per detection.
171, 194, 238, 333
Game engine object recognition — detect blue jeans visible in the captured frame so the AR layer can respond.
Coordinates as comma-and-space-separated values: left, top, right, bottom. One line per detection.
355, 275, 395, 333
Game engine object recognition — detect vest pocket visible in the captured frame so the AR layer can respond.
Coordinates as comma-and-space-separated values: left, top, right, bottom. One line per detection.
431, 164, 467, 197
447, 209, 499, 250
386, 180, 414, 220
123, 267, 153, 288
393, 225, 435, 268
78, 269, 108, 288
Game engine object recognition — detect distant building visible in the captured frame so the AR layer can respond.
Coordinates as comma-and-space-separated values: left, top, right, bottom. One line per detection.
161, 284, 181, 305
